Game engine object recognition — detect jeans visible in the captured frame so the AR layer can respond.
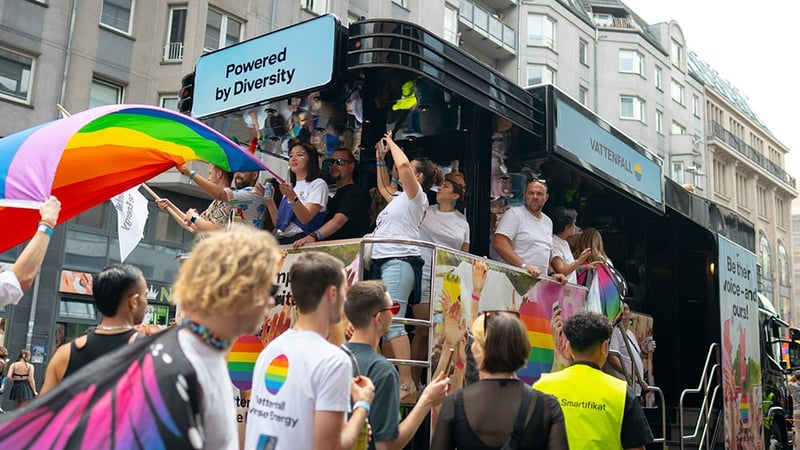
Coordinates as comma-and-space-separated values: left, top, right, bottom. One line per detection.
380, 259, 414, 341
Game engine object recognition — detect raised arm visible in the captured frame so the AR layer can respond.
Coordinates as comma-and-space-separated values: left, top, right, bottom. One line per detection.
12, 196, 61, 291
382, 132, 419, 200
176, 164, 228, 201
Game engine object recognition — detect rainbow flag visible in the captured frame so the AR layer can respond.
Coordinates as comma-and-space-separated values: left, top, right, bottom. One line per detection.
740, 392, 749, 424
517, 302, 554, 385
228, 335, 264, 390
577, 263, 622, 321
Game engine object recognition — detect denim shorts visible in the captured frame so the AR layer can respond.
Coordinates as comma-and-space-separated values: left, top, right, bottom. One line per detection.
380, 258, 414, 341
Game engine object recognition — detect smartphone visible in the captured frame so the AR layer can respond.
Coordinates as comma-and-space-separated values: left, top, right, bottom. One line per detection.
552, 300, 560, 314
442, 347, 455, 376
377, 139, 386, 155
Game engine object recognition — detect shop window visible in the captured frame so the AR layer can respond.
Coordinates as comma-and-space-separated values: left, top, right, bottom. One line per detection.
100, 0, 134, 34
58, 300, 97, 320
89, 78, 123, 108
205, 9, 242, 51
0, 47, 33, 103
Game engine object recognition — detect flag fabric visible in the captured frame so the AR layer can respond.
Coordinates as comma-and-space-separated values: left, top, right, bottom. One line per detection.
112, 186, 149, 262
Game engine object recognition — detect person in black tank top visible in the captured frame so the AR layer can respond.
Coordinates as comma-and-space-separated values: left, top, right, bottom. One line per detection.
40, 264, 148, 395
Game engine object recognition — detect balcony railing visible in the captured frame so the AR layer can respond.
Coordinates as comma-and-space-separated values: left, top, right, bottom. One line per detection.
707, 121, 796, 189
459, 0, 516, 53
163, 42, 184, 62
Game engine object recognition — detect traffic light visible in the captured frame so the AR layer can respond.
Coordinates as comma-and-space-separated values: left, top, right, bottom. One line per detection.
177, 71, 194, 115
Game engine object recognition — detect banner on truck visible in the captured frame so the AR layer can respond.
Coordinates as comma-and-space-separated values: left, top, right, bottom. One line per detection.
718, 234, 763, 449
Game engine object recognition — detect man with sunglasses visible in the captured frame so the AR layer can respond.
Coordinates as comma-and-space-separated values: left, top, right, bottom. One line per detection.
344, 280, 450, 450
294, 149, 370, 248
534, 311, 653, 450
493, 179, 567, 283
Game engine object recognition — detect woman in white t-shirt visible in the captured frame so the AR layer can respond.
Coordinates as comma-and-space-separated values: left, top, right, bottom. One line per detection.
414, 173, 470, 380
370, 131, 437, 401
549, 206, 596, 284
261, 142, 329, 245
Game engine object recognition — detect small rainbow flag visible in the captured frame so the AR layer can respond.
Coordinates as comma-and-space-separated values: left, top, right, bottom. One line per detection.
517, 302, 554, 385
265, 354, 290, 395
739, 392, 749, 424
227, 335, 264, 390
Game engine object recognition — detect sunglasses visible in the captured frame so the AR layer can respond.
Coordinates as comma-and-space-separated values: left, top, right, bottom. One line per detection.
481, 310, 521, 338
375, 302, 401, 316
269, 284, 280, 297
332, 158, 355, 166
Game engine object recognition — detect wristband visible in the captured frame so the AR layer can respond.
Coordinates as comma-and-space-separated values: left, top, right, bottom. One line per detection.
519, 263, 526, 269
190, 216, 199, 224
455, 361, 465, 370
313, 230, 323, 241
376, 162, 386, 167
291, 197, 300, 205
188, 170, 196, 181
471, 293, 480, 302
354, 400, 371, 414
391, 178, 399, 185
37, 223, 53, 237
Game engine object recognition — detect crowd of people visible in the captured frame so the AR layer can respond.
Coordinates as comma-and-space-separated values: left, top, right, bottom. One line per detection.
0, 131, 662, 449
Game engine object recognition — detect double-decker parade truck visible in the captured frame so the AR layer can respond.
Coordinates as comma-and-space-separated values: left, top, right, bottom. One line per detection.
188, 14, 800, 449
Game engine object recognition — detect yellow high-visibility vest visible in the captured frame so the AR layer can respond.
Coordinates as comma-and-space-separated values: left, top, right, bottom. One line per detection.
534, 363, 627, 450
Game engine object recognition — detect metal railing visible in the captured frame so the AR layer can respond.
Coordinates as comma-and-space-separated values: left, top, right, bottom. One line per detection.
679, 343, 721, 450
458, 0, 517, 52
707, 121, 796, 189
163, 42, 184, 62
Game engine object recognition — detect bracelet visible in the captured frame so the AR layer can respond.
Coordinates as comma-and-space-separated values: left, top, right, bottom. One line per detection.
376, 162, 386, 167
190, 216, 199, 224
37, 223, 53, 237
313, 230, 323, 241
471, 293, 480, 302
391, 178, 399, 185
455, 361, 465, 370
354, 400, 371, 414
188, 170, 196, 181
519, 263, 526, 269
291, 197, 300, 205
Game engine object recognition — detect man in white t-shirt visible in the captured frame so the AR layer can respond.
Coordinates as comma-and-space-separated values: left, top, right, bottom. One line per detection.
0, 196, 61, 308
492, 180, 566, 283
245, 252, 374, 450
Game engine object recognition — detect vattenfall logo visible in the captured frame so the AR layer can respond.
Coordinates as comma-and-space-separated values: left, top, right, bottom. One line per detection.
589, 138, 643, 183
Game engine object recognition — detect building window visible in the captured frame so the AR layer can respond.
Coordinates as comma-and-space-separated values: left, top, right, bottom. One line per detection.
205, 9, 242, 51
654, 66, 662, 90
671, 121, 686, 135
655, 110, 663, 134
391, 0, 406, 6
64, 230, 109, 273
160, 95, 179, 111
760, 232, 772, 281
776, 197, 786, 227
0, 47, 34, 103
757, 185, 768, 218
619, 50, 643, 75
59, 300, 97, 320
526, 64, 554, 86
777, 241, 789, 286
164, 6, 186, 62
670, 80, 684, 105
89, 78, 123, 108
619, 96, 644, 121
304, 0, 328, 14
736, 172, 749, 208
152, 209, 185, 244
672, 162, 684, 184
713, 159, 726, 195
579, 86, 588, 106
528, 14, 555, 48
579, 39, 588, 65
443, 4, 458, 45
100, 0, 134, 34
692, 94, 700, 117
671, 39, 683, 66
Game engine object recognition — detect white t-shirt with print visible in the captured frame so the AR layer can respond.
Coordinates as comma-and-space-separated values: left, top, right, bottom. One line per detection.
551, 234, 576, 284
0, 270, 22, 308
372, 186, 428, 259
494, 206, 553, 274
244, 329, 352, 450
177, 329, 238, 450
420, 205, 470, 251
226, 186, 266, 228
278, 178, 330, 236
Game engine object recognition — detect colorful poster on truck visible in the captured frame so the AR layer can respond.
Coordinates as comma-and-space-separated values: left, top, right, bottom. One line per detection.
718, 235, 763, 449
431, 247, 588, 390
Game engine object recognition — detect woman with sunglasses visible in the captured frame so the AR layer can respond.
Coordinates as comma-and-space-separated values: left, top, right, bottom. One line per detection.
431, 311, 568, 450
370, 131, 430, 402
261, 141, 329, 245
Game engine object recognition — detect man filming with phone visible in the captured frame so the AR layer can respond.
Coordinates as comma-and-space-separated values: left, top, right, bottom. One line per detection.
344, 280, 450, 450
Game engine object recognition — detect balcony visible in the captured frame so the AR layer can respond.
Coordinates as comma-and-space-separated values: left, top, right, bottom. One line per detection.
458, 0, 517, 57
481, 0, 518, 10
707, 121, 796, 189
163, 42, 184, 62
